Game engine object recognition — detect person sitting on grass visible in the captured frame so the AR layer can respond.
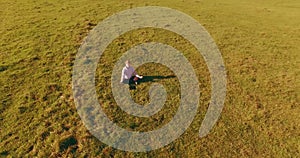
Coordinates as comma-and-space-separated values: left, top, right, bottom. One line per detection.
120, 60, 143, 85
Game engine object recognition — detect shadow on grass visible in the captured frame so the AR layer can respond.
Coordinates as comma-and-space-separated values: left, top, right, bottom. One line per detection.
129, 75, 176, 90
139, 75, 176, 83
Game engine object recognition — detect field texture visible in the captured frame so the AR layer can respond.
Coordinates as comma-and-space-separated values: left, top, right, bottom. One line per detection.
0, 0, 299, 157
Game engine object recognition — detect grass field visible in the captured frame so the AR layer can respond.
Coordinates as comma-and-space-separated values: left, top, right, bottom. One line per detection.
0, 0, 299, 157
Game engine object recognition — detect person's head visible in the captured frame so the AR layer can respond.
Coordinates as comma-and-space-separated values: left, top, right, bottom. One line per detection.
125, 60, 130, 67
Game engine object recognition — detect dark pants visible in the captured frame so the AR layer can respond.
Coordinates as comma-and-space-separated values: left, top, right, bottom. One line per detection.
122, 76, 139, 85
123, 76, 139, 90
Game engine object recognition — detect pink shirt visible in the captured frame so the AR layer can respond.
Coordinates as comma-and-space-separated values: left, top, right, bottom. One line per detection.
120, 66, 136, 82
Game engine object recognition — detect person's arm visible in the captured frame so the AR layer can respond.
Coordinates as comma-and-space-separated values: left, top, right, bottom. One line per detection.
135, 74, 143, 78
133, 68, 143, 79
132, 67, 137, 76
120, 68, 125, 83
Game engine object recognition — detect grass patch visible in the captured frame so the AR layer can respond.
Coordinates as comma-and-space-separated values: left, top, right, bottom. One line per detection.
0, 0, 299, 157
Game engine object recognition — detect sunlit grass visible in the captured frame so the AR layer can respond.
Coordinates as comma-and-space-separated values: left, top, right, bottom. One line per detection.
0, 0, 299, 157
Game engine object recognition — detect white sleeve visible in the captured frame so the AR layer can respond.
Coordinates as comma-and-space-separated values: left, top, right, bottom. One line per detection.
135, 74, 143, 78
120, 68, 125, 82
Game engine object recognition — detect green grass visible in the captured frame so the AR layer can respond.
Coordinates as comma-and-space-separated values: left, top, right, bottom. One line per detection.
0, 0, 299, 157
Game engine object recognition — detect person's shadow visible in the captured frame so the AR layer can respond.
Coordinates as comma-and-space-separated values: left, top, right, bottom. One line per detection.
129, 75, 176, 90
139, 75, 176, 83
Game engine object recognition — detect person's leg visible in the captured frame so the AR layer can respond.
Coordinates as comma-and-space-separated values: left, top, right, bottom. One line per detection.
122, 79, 130, 84
133, 76, 139, 85
129, 76, 134, 84
129, 76, 139, 85
129, 76, 136, 89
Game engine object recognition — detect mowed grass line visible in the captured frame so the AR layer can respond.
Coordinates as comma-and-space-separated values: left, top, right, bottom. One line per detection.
0, 0, 299, 157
